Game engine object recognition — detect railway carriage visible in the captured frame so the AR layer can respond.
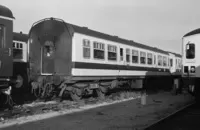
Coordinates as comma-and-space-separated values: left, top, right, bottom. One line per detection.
0, 5, 14, 93
182, 28, 200, 101
11, 32, 28, 103
28, 17, 182, 100
12, 32, 28, 88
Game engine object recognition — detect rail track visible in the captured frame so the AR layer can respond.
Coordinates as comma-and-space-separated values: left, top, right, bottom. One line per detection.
145, 101, 198, 130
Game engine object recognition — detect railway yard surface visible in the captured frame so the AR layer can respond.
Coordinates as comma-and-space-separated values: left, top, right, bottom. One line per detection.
145, 103, 200, 130
0, 89, 194, 130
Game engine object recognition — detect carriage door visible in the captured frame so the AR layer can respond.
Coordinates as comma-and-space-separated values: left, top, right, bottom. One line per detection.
118, 47, 125, 75
41, 39, 55, 75
169, 58, 176, 73
0, 25, 12, 77
125, 48, 131, 67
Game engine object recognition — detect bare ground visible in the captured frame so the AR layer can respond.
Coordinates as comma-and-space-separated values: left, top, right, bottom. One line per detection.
0, 90, 194, 130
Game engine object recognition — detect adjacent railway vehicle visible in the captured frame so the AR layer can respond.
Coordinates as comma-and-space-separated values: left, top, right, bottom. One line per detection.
0, 32, 28, 105
12, 32, 28, 103
0, 5, 15, 94
182, 28, 200, 101
28, 18, 182, 100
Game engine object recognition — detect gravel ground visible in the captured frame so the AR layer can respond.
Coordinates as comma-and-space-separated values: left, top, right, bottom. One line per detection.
0, 90, 194, 130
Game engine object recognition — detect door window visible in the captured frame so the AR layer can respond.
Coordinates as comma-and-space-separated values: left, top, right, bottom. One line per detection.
44, 41, 55, 58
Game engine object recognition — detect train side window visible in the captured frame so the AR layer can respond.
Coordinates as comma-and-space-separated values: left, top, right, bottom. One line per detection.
17, 43, 19, 48
126, 48, 130, 62
20, 43, 23, 49
175, 59, 177, 66
132, 49, 138, 63
158, 55, 162, 66
13, 42, 23, 59
186, 43, 195, 59
83, 39, 90, 58
179, 59, 181, 68
163, 56, 167, 66
168, 58, 170, 66
140, 51, 146, 64
0, 25, 5, 48
147, 53, 153, 65
108, 44, 117, 61
93, 41, 105, 59
170, 59, 173, 67
154, 55, 156, 65
120, 48, 123, 61
13, 42, 15, 48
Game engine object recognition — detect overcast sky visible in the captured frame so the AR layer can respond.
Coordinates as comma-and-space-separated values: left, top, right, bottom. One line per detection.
2, 0, 200, 54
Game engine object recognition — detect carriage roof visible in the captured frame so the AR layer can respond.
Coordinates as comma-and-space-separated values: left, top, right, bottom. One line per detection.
70, 24, 169, 55
0, 5, 14, 19
13, 32, 28, 42
183, 28, 200, 37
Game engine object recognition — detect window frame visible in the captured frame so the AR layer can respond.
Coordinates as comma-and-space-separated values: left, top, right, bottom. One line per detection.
126, 48, 130, 63
93, 41, 105, 60
163, 56, 167, 67
82, 39, 91, 59
107, 44, 117, 61
13, 42, 23, 60
154, 55, 156, 65
147, 53, 153, 65
158, 55, 163, 66
132, 49, 139, 64
120, 48, 123, 61
186, 43, 195, 59
140, 51, 146, 64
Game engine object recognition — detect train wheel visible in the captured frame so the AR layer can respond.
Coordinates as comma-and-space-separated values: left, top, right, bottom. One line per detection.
15, 74, 24, 88
70, 92, 81, 101
70, 88, 82, 101
96, 88, 105, 100
12, 73, 28, 104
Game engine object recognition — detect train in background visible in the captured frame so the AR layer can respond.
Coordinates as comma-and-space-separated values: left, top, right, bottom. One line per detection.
0, 5, 14, 94
0, 5, 28, 105
0, 4, 183, 104
28, 17, 182, 100
182, 28, 200, 102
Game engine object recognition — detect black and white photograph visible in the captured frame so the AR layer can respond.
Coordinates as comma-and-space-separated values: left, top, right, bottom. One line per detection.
0, 0, 199, 130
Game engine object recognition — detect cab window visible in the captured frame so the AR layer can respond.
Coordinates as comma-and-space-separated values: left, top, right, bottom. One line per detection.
44, 41, 55, 58
186, 43, 195, 59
